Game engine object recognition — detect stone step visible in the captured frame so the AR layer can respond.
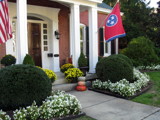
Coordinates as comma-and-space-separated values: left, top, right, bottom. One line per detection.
54, 72, 66, 85
52, 83, 77, 92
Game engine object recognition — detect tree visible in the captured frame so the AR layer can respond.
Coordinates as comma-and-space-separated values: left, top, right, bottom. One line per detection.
103, 0, 155, 49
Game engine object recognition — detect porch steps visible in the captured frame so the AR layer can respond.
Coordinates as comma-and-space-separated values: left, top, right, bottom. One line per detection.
52, 72, 77, 92
52, 83, 77, 92
53, 72, 66, 85
52, 72, 97, 92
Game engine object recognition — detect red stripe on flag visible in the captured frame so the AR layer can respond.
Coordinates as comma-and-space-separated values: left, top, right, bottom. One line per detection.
0, 0, 12, 44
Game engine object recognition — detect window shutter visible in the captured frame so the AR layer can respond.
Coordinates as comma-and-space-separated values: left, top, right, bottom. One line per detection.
111, 40, 115, 54
99, 28, 104, 56
86, 26, 89, 58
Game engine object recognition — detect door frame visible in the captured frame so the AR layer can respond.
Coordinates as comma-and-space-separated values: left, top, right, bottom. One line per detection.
27, 20, 48, 68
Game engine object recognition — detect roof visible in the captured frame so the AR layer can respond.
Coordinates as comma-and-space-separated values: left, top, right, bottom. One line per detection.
97, 2, 112, 10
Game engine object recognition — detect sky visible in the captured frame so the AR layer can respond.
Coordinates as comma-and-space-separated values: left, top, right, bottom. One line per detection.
146, 0, 159, 8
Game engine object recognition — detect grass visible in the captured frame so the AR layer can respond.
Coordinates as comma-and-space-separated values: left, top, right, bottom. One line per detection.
72, 116, 96, 120
132, 71, 160, 107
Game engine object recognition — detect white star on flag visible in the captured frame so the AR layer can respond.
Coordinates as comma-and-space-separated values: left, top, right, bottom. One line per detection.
111, 21, 115, 24
111, 16, 115, 20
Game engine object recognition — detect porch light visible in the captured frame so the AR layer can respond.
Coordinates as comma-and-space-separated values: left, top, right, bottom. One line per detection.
55, 30, 60, 39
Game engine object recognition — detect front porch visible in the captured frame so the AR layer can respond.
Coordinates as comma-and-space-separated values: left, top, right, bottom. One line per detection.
7, 0, 102, 73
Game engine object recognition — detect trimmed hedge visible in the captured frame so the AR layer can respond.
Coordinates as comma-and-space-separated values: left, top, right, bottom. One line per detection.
1, 54, 16, 66
23, 54, 35, 65
96, 55, 133, 83
78, 52, 88, 67
121, 36, 160, 66
113, 54, 133, 67
0, 64, 52, 110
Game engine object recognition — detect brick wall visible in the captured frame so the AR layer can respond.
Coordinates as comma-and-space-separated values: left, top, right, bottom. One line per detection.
59, 9, 70, 66
0, 43, 6, 60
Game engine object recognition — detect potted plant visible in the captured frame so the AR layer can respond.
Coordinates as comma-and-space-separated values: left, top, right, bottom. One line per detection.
64, 68, 83, 83
78, 52, 89, 75
1, 54, 16, 67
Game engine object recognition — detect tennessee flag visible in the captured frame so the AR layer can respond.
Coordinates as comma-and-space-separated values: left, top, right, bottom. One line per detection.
105, 2, 126, 42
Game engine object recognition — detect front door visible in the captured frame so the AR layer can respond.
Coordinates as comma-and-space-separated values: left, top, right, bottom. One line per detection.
28, 23, 42, 67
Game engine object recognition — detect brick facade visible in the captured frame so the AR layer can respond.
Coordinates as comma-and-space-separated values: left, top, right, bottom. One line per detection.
0, 44, 6, 60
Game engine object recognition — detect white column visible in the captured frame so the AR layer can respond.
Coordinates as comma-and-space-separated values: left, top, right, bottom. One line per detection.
52, 20, 60, 72
16, 0, 28, 64
88, 7, 98, 73
69, 13, 73, 57
70, 4, 80, 67
115, 38, 119, 54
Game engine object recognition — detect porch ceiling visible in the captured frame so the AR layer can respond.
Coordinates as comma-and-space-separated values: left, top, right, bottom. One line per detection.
50, 0, 103, 7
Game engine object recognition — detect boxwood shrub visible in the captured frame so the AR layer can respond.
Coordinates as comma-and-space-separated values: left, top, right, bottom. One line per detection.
96, 55, 133, 83
0, 64, 52, 111
23, 54, 35, 65
1, 54, 16, 66
121, 36, 160, 66
115, 54, 133, 67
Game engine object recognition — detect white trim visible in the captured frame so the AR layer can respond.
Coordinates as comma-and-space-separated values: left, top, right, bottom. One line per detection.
70, 4, 81, 67
115, 38, 119, 54
98, 8, 112, 14
16, 0, 28, 64
80, 24, 86, 55
50, 0, 100, 7
98, 8, 124, 16
104, 42, 111, 57
69, 13, 73, 57
89, 7, 98, 73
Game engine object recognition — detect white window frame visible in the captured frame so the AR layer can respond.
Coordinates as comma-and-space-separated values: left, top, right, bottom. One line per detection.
80, 24, 86, 55
104, 41, 111, 57
103, 27, 111, 57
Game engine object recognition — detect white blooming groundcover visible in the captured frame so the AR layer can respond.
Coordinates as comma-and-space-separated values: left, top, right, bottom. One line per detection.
137, 64, 160, 71
92, 68, 151, 97
0, 91, 82, 120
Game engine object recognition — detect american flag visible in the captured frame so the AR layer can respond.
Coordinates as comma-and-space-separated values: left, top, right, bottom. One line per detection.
0, 0, 12, 44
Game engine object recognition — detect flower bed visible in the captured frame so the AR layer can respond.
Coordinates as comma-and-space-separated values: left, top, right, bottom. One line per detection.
137, 65, 160, 71
90, 68, 151, 99
0, 91, 82, 120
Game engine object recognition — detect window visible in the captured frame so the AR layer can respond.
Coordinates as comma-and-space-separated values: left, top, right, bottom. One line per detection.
104, 41, 111, 56
80, 24, 86, 55
99, 27, 111, 57
43, 23, 48, 51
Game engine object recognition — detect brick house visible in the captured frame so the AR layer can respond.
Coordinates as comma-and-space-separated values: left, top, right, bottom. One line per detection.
0, 0, 118, 73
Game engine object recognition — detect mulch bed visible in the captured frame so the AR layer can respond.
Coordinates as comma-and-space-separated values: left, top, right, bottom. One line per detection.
51, 112, 86, 120
139, 70, 160, 73
88, 82, 153, 100
6, 111, 86, 120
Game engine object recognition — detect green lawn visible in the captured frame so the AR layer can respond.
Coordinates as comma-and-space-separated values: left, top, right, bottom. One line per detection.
132, 71, 160, 107
72, 116, 96, 120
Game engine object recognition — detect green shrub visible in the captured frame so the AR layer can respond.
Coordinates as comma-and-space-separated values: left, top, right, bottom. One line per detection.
114, 54, 133, 67
0, 64, 52, 110
78, 52, 88, 67
60, 63, 74, 73
1, 54, 16, 66
121, 36, 160, 66
23, 54, 35, 65
96, 55, 133, 83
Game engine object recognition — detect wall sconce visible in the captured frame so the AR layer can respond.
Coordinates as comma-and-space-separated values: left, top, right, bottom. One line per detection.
55, 30, 60, 39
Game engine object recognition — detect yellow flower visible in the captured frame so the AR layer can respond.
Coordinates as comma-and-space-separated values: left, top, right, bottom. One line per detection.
36, 66, 57, 83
